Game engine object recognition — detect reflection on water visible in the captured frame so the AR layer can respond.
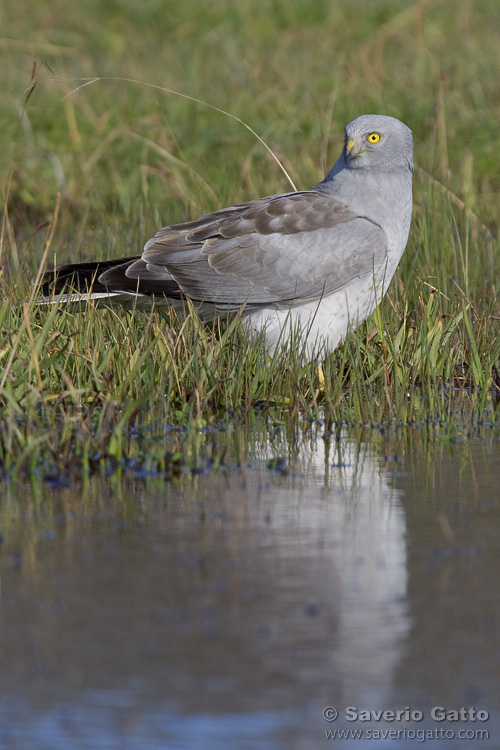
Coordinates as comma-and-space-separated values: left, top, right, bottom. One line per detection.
292, 434, 409, 708
0, 426, 499, 749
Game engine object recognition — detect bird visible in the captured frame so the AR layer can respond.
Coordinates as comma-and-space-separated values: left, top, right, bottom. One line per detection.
40, 114, 414, 357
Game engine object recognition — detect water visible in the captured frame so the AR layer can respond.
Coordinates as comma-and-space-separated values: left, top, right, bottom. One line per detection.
0, 425, 499, 749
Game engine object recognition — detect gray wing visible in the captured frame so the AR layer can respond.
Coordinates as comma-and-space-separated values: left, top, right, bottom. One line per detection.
122, 191, 389, 308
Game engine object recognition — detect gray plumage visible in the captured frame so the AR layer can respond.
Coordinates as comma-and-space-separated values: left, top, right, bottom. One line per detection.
41, 114, 414, 356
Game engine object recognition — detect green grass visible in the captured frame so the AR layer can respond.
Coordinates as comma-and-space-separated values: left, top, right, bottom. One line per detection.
2, 0, 500, 478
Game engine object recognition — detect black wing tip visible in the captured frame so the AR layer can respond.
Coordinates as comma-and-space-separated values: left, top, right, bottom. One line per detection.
39, 256, 142, 296
39, 256, 184, 300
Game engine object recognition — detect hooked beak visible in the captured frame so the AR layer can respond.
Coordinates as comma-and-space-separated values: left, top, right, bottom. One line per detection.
346, 138, 363, 160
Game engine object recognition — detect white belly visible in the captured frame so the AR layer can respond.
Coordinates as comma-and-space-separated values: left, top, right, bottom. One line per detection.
244, 273, 383, 357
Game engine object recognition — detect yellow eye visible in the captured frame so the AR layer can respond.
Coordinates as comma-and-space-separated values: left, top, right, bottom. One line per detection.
367, 132, 381, 144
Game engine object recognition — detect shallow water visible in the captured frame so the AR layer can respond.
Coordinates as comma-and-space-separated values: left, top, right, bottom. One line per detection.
0, 426, 499, 749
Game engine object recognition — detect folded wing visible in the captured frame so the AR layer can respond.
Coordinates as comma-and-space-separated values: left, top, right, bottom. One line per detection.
43, 190, 389, 310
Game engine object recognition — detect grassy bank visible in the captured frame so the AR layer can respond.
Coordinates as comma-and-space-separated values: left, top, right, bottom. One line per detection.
1, 0, 500, 477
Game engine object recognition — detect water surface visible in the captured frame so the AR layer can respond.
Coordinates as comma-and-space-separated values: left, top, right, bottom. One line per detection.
0, 426, 499, 749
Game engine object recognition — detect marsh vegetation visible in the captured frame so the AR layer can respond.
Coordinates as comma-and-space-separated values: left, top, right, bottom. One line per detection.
2, 0, 500, 479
